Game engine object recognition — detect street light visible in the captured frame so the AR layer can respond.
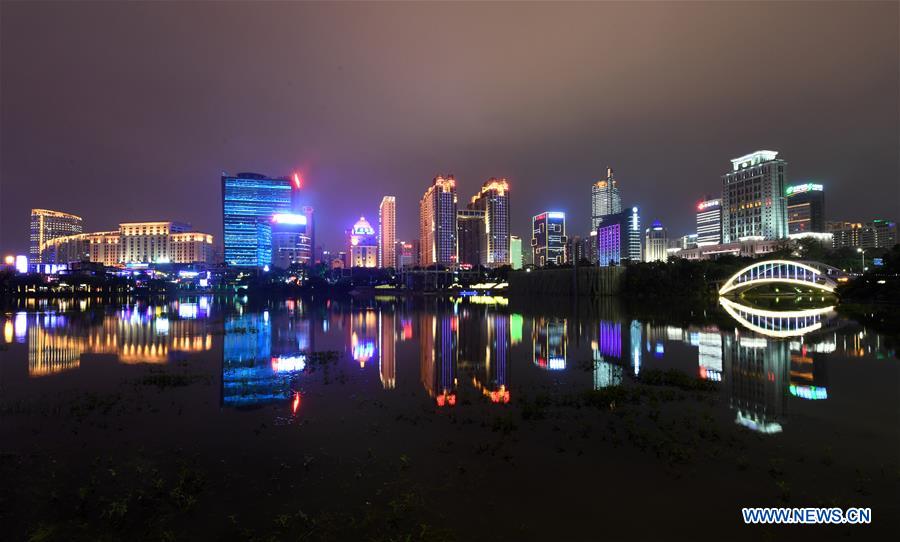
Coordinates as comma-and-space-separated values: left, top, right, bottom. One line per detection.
856, 248, 866, 272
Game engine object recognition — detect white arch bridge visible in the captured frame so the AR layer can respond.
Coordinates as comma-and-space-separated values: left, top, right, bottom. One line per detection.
718, 260, 838, 296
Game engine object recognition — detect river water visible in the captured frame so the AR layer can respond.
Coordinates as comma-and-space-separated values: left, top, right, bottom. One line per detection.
1, 295, 897, 540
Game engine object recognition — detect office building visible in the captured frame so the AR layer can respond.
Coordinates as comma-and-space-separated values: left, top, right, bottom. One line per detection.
786, 183, 825, 234
348, 216, 378, 268
468, 178, 510, 267
722, 151, 788, 242
270, 213, 312, 268
419, 175, 458, 267
566, 234, 595, 264
830, 219, 898, 249
395, 240, 416, 269
378, 196, 396, 268
30, 209, 84, 264
696, 197, 722, 246
457, 209, 486, 268
596, 207, 641, 266
510, 235, 523, 270
644, 220, 668, 263
41, 222, 213, 265
531, 212, 566, 266
591, 167, 622, 232
301, 206, 316, 263
222, 172, 295, 267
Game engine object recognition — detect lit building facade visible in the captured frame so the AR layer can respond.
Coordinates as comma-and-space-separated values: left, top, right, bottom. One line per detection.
509, 235, 523, 270
395, 240, 415, 268
41, 223, 212, 265
696, 197, 722, 246
457, 209, 486, 268
120, 221, 190, 263
596, 207, 641, 266
30, 209, 84, 264
419, 175, 457, 267
222, 172, 295, 267
644, 220, 668, 263
348, 216, 378, 268
786, 182, 825, 234
829, 219, 898, 249
591, 167, 622, 232
531, 212, 566, 267
379, 196, 396, 268
468, 178, 510, 267
270, 213, 312, 268
722, 151, 788, 242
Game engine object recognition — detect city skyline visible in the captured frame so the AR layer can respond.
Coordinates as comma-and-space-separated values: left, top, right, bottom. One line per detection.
1, 2, 897, 256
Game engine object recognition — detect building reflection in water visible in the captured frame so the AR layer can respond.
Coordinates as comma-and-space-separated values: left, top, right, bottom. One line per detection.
379, 310, 396, 389
788, 342, 828, 400
532, 317, 567, 370
349, 310, 377, 368
723, 333, 789, 434
592, 320, 623, 389
420, 312, 457, 406
17, 299, 214, 377
222, 309, 310, 408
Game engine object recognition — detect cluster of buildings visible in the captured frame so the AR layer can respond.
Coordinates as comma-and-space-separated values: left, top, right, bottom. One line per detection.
531, 150, 896, 269
26, 208, 214, 271
11, 150, 895, 275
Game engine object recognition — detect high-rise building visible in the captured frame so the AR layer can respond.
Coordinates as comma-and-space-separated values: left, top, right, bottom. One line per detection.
468, 178, 510, 267
348, 216, 378, 268
596, 207, 642, 266
644, 220, 668, 263
395, 240, 416, 269
531, 212, 566, 267
222, 172, 295, 267
456, 209, 486, 268
419, 175, 458, 267
270, 213, 312, 268
301, 206, 316, 263
591, 167, 622, 232
722, 151, 788, 242
30, 209, 84, 264
378, 196, 396, 268
786, 183, 825, 234
120, 221, 191, 263
696, 197, 722, 246
510, 235, 523, 270
829, 220, 897, 249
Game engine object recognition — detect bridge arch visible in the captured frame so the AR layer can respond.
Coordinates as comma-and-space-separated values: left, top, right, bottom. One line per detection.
718, 259, 837, 296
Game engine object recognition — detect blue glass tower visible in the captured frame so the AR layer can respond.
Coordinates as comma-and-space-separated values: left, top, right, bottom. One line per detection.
222, 172, 293, 267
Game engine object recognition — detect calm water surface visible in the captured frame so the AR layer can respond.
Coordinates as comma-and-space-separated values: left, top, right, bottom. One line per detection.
1, 295, 898, 540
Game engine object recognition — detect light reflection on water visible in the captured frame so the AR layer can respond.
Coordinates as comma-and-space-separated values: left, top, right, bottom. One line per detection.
1, 295, 895, 436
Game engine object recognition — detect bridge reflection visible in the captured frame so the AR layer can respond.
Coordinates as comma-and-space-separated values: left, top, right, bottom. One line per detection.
718, 297, 836, 338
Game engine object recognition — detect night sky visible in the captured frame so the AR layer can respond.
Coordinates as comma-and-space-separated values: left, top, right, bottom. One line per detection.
2, 2, 898, 255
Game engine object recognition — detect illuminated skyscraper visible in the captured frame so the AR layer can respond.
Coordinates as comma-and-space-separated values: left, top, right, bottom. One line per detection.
222, 172, 295, 267
348, 216, 378, 268
270, 213, 312, 268
509, 235, 523, 270
468, 178, 510, 267
696, 197, 722, 246
596, 207, 641, 266
456, 209, 485, 267
591, 167, 622, 232
378, 196, 396, 268
722, 151, 788, 242
644, 220, 668, 263
786, 183, 825, 234
531, 212, 566, 266
30, 209, 83, 264
419, 175, 457, 267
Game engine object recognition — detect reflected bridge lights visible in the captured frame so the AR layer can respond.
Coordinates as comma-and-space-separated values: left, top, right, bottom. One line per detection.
718, 297, 835, 339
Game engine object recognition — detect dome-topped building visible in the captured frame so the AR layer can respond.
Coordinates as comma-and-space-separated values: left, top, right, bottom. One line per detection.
347, 216, 378, 268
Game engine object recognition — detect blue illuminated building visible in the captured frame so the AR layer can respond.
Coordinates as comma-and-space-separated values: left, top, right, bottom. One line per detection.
596, 206, 641, 266
222, 172, 295, 267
